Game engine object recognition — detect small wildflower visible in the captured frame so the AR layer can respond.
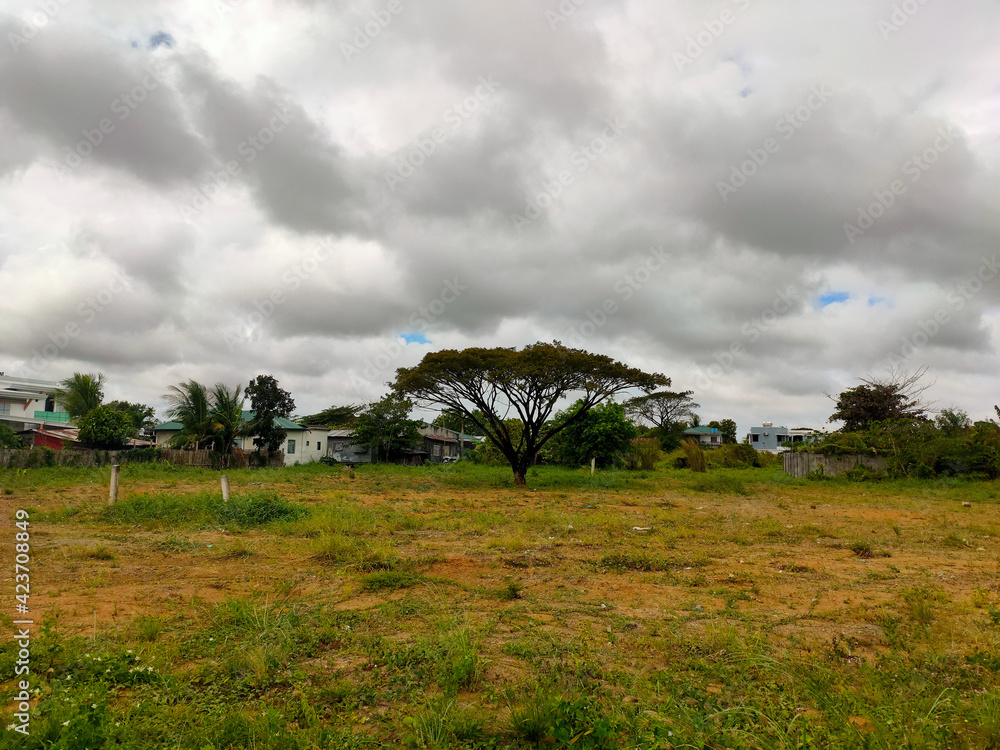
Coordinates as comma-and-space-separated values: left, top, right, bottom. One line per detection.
62, 720, 70, 726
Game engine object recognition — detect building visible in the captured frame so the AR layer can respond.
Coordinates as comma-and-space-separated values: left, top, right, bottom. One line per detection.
747, 423, 822, 452
324, 424, 482, 465
0, 374, 71, 431
683, 425, 722, 448
152, 412, 314, 466
418, 423, 482, 463
326, 428, 372, 464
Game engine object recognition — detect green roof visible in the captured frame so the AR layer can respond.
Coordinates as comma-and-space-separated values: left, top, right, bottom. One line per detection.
154, 415, 304, 432
683, 426, 719, 434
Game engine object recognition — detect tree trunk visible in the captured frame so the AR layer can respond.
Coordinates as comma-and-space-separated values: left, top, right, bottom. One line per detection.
513, 470, 527, 486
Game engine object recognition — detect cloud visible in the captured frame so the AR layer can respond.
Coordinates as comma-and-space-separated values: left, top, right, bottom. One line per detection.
0, 0, 998, 434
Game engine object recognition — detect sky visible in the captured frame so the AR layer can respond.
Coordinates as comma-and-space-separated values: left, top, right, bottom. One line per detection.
1, 0, 999, 435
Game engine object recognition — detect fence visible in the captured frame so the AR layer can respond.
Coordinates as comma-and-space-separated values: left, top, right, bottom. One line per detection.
782, 452, 887, 478
0, 447, 283, 469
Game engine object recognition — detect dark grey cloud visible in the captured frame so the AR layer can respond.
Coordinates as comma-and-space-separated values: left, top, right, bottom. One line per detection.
0, 0, 998, 429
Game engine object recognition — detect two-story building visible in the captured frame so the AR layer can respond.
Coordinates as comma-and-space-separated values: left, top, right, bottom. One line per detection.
747, 423, 822, 452
0, 374, 71, 431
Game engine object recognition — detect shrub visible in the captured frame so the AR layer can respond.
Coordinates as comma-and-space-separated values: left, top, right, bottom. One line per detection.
623, 438, 660, 470
78, 405, 133, 450
680, 439, 707, 472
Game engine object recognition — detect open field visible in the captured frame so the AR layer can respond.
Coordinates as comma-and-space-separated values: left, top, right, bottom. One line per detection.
2, 461, 999, 748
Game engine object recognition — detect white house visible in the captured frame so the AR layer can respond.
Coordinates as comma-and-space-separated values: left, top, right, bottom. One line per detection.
153, 412, 319, 466
0, 374, 70, 431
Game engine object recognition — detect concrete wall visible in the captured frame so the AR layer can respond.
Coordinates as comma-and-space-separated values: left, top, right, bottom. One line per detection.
783, 452, 887, 478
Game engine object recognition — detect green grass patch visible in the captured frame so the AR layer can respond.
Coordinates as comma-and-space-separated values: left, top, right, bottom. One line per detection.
103, 490, 305, 529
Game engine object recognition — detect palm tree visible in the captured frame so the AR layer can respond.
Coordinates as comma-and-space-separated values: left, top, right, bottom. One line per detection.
54, 372, 105, 422
208, 383, 246, 467
164, 380, 214, 449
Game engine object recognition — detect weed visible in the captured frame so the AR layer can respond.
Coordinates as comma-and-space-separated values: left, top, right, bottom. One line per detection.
134, 615, 163, 642
360, 571, 425, 592
501, 579, 523, 600
849, 540, 891, 558
902, 587, 941, 626
600, 552, 672, 572
690, 474, 748, 496
83, 545, 115, 561
943, 532, 969, 548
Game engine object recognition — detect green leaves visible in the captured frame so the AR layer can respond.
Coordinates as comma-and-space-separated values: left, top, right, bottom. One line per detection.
77, 404, 133, 449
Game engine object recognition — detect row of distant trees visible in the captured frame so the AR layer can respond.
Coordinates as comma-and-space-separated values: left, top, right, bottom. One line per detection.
0, 372, 299, 467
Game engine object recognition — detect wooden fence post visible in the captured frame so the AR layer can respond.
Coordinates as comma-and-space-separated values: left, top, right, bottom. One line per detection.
109, 464, 120, 504
221, 475, 230, 501
591, 457, 596, 476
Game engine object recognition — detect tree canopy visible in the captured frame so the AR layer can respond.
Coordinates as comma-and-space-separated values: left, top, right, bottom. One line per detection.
164, 380, 246, 466
829, 368, 931, 432
54, 372, 105, 422
107, 400, 157, 437
164, 380, 215, 449
352, 394, 423, 462
707, 418, 738, 445
549, 400, 637, 468
299, 404, 361, 428
432, 407, 486, 436
392, 342, 669, 485
244, 375, 295, 454
626, 389, 699, 450
0, 423, 22, 449
78, 405, 132, 450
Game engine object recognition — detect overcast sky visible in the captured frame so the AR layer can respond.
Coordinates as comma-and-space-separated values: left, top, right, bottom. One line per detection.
2, 0, 999, 433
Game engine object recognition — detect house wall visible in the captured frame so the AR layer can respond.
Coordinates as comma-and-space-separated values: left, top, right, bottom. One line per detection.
296, 428, 329, 463
326, 435, 373, 464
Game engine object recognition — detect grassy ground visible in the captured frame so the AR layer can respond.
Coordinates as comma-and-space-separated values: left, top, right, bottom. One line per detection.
1, 460, 999, 748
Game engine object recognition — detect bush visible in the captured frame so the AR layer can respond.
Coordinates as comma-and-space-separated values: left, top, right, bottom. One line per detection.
707, 442, 761, 468
623, 438, 660, 470
0, 423, 22, 449
78, 406, 133, 450
680, 439, 707, 472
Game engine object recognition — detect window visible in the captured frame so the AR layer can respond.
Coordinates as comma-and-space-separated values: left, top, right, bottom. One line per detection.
287, 439, 296, 455
306, 440, 309, 447
433, 444, 441, 456
711, 436, 718, 443
317, 442, 321, 451
0, 403, 10, 415
751, 434, 759, 442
